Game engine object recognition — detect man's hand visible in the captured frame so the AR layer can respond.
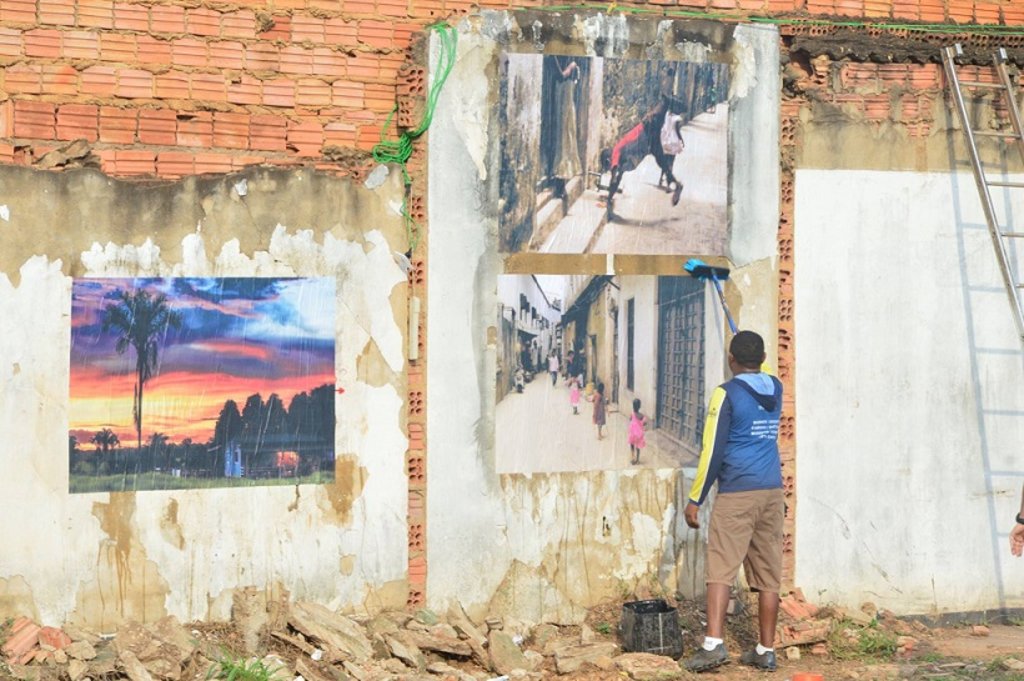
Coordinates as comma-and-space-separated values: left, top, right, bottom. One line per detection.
685, 502, 700, 529
1012, 522, 1024, 557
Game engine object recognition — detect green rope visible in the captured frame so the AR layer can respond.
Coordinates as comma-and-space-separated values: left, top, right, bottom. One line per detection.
373, 22, 457, 254
517, 2, 1024, 36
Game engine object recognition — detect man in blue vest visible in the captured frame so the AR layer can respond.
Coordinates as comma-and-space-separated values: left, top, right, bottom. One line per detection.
682, 330, 784, 673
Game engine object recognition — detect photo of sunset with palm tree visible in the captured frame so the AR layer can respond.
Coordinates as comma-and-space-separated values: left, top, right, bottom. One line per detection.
69, 277, 336, 493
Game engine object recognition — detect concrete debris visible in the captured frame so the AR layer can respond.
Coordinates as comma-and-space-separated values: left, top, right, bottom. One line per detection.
0, 593, 951, 681
614, 651, 682, 680
33, 139, 99, 170
971, 624, 991, 637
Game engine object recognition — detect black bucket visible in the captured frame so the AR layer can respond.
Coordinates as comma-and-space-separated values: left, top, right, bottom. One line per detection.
619, 599, 683, 658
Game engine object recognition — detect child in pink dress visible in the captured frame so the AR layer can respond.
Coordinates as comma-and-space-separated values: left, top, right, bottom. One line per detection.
628, 398, 648, 465
569, 376, 581, 415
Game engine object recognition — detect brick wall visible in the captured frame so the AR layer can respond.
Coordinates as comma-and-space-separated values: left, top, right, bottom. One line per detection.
1, 0, 1017, 606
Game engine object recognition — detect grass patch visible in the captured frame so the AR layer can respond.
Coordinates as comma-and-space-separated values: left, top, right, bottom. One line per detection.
206, 651, 282, 681
70, 472, 332, 493
828, 620, 898, 662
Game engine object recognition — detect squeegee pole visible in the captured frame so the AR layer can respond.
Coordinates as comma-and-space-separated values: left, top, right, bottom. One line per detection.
710, 273, 738, 334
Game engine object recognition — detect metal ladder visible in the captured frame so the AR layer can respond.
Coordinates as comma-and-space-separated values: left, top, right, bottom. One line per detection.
943, 44, 1024, 341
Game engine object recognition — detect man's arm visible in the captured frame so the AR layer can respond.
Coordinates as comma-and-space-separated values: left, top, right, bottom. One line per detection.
685, 387, 731, 528
1012, 483, 1024, 557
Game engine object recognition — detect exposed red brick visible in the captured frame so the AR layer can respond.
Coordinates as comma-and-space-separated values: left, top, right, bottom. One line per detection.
324, 120, 357, 146
13, 100, 56, 139
948, 0, 973, 22
286, 120, 321, 157
347, 53, 381, 80
78, 0, 114, 28
908, 64, 940, 89
39, 0, 76, 26
172, 38, 208, 68
312, 48, 347, 78
23, 29, 62, 59
100, 33, 136, 62
0, 0, 36, 25
975, 1, 1000, 23
279, 46, 315, 75
292, 14, 326, 43
114, 149, 156, 176
377, 0, 409, 17
186, 7, 221, 37
150, 4, 186, 34
230, 154, 267, 170
1006, 4, 1024, 24
891, 0, 919, 19
138, 108, 177, 144
0, 27, 23, 57
245, 43, 280, 71
4, 64, 44, 94
262, 78, 296, 107
308, 0, 343, 10
212, 111, 249, 149
250, 114, 287, 151
37, 628, 71, 651
81, 65, 117, 96
258, 13, 291, 40
62, 30, 100, 60
221, 10, 256, 39
226, 75, 262, 105
0, 142, 14, 163
209, 41, 245, 70
136, 35, 172, 65
156, 150, 195, 178
113, 1, 149, 31
194, 152, 234, 174
296, 79, 333, 108
0, 101, 12, 138
358, 20, 394, 48
154, 70, 190, 99
43, 64, 80, 95
324, 17, 358, 45
116, 69, 154, 99
190, 73, 228, 102
365, 82, 396, 113
356, 123, 381, 150
175, 111, 213, 147
98, 106, 136, 143
394, 22, 419, 48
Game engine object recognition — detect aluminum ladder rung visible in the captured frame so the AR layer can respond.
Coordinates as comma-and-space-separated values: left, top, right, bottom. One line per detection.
959, 80, 1006, 89
943, 42, 1024, 342
973, 130, 1020, 139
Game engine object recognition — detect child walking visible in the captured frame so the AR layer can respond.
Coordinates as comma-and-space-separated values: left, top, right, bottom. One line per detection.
628, 398, 648, 465
569, 376, 581, 415
592, 382, 606, 440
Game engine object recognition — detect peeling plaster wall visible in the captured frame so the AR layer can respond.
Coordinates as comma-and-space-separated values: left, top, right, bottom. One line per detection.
794, 169, 1024, 613
0, 165, 411, 629
426, 12, 779, 620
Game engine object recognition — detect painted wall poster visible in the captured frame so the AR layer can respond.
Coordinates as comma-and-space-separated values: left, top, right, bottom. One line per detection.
498, 54, 730, 255
496, 273, 722, 474
69, 277, 336, 493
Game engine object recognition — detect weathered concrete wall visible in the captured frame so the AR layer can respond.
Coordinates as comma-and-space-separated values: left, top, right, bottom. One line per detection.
0, 165, 412, 630
794, 168, 1024, 614
426, 12, 779, 621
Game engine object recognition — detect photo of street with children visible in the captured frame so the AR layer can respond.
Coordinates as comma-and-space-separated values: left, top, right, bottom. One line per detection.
498, 54, 729, 255
496, 273, 722, 474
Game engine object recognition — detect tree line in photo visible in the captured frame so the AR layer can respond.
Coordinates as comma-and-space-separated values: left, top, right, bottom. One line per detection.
69, 384, 336, 481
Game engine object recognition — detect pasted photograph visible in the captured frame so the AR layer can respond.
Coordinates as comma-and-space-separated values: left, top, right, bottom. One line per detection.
498, 54, 730, 255
69, 277, 336, 493
496, 273, 722, 474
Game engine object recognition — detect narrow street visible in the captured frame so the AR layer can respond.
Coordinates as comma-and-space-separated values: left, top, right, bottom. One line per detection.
538, 105, 729, 255
496, 372, 695, 474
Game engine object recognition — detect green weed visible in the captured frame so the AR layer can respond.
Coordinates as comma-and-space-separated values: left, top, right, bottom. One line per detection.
828, 620, 898, 662
206, 652, 282, 681
595, 622, 612, 635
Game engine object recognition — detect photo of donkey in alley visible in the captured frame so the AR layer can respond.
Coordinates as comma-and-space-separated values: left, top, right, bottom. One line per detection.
497, 54, 730, 255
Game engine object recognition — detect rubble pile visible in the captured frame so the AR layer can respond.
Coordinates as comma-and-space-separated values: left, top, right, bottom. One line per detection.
0, 602, 688, 681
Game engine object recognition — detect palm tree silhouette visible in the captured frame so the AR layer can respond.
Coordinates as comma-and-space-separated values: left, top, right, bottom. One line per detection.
102, 288, 182, 450
90, 428, 120, 454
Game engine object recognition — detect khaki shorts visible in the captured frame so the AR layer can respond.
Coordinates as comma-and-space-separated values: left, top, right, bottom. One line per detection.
706, 488, 784, 593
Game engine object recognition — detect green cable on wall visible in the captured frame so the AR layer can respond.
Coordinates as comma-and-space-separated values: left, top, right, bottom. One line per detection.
373, 21, 457, 254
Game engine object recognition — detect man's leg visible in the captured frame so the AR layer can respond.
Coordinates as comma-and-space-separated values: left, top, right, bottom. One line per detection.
706, 582, 731, 639
758, 591, 780, 647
